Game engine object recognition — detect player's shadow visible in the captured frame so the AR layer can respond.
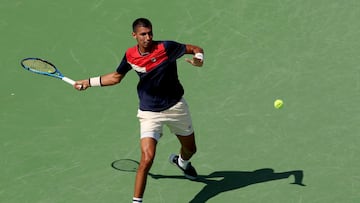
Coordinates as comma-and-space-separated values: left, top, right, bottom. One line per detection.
149, 168, 305, 203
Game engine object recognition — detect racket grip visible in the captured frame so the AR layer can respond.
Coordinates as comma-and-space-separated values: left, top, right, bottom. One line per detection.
62, 77, 76, 85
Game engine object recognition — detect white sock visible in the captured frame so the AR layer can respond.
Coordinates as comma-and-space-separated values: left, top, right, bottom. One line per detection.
133, 197, 142, 203
178, 154, 189, 169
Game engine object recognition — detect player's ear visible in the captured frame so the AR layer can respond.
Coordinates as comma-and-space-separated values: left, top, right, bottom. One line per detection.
132, 32, 136, 39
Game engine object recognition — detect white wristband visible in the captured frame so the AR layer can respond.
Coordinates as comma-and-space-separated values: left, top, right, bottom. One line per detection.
89, 76, 102, 87
194, 53, 204, 61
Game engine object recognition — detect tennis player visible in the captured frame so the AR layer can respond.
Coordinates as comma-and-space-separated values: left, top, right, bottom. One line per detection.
74, 18, 204, 203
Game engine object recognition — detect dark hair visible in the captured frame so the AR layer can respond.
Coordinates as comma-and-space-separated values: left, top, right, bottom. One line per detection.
132, 18, 152, 32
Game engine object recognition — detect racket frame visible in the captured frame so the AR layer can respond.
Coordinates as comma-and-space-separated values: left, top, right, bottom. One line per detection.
21, 57, 75, 85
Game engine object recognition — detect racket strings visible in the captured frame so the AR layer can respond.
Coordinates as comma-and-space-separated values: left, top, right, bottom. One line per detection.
23, 59, 56, 73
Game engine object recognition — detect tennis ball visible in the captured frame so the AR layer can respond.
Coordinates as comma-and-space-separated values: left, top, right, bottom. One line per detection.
274, 99, 284, 109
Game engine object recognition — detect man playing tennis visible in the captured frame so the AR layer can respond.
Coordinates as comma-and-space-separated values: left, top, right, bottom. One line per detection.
74, 18, 204, 203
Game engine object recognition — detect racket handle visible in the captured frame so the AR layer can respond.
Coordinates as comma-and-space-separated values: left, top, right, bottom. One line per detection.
62, 77, 76, 85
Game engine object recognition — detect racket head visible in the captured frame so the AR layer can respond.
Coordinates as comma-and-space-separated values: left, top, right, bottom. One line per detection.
21, 58, 64, 79
111, 159, 140, 172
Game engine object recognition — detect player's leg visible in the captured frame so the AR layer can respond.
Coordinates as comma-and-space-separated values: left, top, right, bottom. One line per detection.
165, 98, 198, 179
176, 132, 197, 160
165, 98, 196, 159
133, 137, 157, 199
169, 133, 198, 180
134, 109, 163, 202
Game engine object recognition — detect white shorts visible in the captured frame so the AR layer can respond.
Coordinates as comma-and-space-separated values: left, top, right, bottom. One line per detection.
137, 98, 194, 141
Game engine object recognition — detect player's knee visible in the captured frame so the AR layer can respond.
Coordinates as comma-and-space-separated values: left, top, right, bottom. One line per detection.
139, 152, 155, 171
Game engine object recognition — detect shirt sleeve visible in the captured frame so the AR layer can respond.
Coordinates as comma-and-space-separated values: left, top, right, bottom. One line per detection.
116, 54, 132, 74
163, 41, 186, 62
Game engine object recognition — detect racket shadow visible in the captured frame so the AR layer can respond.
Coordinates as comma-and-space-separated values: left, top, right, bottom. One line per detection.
149, 168, 305, 203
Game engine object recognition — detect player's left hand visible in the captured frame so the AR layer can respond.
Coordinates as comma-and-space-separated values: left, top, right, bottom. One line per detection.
185, 57, 203, 67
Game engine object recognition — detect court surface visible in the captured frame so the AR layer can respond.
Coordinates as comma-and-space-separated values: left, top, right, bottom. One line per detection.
1, 0, 360, 202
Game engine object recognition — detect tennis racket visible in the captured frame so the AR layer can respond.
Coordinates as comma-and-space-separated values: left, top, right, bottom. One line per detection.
21, 58, 76, 86
111, 159, 140, 172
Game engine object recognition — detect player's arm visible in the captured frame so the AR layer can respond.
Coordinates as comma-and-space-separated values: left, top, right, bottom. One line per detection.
184, 44, 204, 67
74, 71, 125, 91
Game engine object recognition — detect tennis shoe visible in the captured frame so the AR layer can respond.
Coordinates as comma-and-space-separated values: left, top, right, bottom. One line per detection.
169, 154, 198, 180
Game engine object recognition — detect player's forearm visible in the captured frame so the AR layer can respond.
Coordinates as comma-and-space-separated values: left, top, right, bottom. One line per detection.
75, 71, 124, 90
185, 44, 204, 55
98, 71, 124, 86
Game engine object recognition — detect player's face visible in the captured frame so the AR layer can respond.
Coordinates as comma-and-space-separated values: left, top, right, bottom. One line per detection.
132, 26, 153, 52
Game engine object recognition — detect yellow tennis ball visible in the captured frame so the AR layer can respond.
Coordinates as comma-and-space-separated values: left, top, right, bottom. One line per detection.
274, 99, 284, 109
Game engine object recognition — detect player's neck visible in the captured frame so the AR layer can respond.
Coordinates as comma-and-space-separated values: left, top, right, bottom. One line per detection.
137, 44, 153, 56
138, 49, 149, 56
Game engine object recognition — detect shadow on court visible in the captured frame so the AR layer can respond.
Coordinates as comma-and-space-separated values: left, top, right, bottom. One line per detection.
149, 168, 305, 203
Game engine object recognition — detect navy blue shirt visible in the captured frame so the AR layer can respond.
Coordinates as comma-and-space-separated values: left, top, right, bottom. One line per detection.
116, 41, 186, 112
